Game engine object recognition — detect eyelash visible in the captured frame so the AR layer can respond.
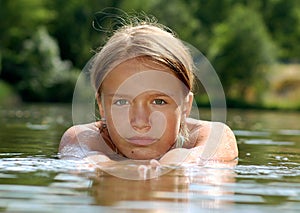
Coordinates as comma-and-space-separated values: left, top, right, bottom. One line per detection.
113, 99, 130, 106
152, 99, 167, 105
113, 99, 167, 106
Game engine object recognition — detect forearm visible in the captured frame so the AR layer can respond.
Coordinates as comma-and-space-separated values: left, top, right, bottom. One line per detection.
84, 153, 114, 167
159, 147, 203, 165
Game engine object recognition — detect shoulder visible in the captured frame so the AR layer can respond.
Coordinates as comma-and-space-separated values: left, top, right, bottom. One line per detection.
186, 118, 235, 140
186, 118, 238, 153
185, 118, 213, 145
58, 122, 101, 158
186, 118, 238, 161
60, 123, 99, 143
185, 118, 209, 132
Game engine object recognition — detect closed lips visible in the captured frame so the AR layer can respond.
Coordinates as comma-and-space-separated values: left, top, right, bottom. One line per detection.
126, 137, 158, 146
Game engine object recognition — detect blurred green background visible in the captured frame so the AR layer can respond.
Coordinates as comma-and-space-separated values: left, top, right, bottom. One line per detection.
1, 0, 300, 110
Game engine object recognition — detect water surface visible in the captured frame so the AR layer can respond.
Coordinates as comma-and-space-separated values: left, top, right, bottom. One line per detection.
0, 104, 299, 212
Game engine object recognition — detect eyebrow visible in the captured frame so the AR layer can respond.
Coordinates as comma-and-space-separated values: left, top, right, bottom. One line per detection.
103, 91, 177, 98
103, 94, 132, 98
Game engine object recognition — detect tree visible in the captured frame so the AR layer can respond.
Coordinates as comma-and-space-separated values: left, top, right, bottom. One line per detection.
11, 27, 78, 102
0, 0, 55, 84
119, 0, 204, 48
0, 0, 55, 50
208, 5, 277, 103
48, 0, 120, 68
260, 0, 300, 62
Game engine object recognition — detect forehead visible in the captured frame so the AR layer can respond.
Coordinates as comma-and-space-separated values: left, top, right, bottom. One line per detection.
101, 58, 189, 97
103, 58, 171, 84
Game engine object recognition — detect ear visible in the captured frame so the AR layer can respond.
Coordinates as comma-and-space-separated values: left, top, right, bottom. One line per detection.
183, 92, 194, 117
96, 93, 105, 118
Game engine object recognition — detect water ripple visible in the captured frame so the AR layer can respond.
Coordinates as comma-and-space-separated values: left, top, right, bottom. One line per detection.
0, 158, 94, 173
235, 165, 300, 178
242, 139, 295, 145
234, 130, 270, 137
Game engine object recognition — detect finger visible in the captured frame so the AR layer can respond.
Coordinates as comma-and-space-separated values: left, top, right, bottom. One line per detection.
150, 159, 161, 168
149, 159, 162, 177
138, 165, 148, 180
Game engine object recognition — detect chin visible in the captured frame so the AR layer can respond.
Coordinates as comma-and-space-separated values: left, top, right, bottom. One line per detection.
126, 149, 163, 160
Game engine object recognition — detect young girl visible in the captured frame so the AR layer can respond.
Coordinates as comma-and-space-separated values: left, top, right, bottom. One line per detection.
59, 20, 238, 167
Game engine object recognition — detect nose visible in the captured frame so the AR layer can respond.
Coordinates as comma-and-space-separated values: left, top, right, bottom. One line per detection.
130, 103, 151, 132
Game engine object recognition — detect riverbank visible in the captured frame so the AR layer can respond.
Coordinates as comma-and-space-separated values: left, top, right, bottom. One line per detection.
0, 80, 20, 105
1, 64, 299, 111
196, 63, 300, 111
263, 63, 300, 110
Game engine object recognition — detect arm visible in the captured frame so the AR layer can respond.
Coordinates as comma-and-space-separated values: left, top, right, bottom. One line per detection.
158, 121, 238, 164
59, 125, 87, 160
59, 124, 115, 163
130, 122, 238, 179
108, 122, 238, 179
205, 122, 238, 162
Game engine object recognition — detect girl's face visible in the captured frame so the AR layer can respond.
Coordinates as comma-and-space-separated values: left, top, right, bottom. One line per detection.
99, 58, 192, 160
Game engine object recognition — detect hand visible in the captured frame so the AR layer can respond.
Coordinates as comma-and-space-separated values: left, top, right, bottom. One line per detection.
84, 154, 111, 163
159, 148, 191, 165
83, 157, 162, 180
138, 159, 161, 180
137, 149, 195, 179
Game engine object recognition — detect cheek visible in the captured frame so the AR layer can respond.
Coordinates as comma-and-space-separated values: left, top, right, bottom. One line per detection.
160, 109, 181, 137
149, 111, 170, 138
105, 106, 129, 138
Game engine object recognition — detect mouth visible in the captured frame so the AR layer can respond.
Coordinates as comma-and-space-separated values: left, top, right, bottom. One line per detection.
126, 137, 158, 146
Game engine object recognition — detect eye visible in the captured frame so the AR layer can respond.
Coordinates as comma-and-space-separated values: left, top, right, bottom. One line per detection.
152, 99, 167, 105
114, 99, 130, 106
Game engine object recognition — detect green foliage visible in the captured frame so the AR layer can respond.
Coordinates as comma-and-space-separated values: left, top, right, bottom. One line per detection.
208, 5, 276, 102
0, 0, 55, 51
0, 80, 19, 105
47, 0, 120, 68
119, 0, 204, 48
3, 27, 78, 102
0, 0, 300, 107
261, 0, 300, 61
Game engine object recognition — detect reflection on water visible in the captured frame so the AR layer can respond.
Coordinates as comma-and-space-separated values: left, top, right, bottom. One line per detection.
0, 105, 300, 212
91, 162, 236, 210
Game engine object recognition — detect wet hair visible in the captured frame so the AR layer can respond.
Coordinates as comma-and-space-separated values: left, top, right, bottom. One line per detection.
91, 20, 195, 96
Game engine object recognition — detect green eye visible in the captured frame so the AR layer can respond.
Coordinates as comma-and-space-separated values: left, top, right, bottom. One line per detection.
152, 99, 166, 105
114, 99, 129, 106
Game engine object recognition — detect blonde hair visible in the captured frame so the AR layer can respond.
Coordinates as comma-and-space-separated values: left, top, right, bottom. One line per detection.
91, 21, 195, 96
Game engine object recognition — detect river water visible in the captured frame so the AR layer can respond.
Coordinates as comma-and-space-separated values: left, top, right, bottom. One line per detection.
0, 104, 299, 212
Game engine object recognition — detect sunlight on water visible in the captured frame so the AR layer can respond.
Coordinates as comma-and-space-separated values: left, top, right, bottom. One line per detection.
0, 158, 92, 173
0, 105, 300, 212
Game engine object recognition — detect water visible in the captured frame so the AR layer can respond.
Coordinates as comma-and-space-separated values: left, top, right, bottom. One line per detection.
0, 104, 299, 212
